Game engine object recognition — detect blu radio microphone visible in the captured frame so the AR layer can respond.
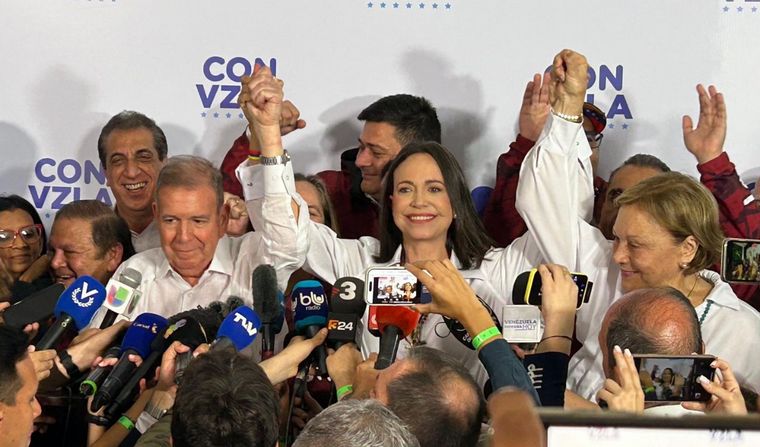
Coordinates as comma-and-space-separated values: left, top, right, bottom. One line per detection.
252, 264, 282, 360
100, 268, 142, 329
174, 306, 262, 384
35, 276, 106, 350
90, 313, 168, 412
374, 306, 420, 370
292, 280, 329, 376
327, 277, 366, 350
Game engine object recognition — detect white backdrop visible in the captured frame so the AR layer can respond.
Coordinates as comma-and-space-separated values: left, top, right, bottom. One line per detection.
1, 0, 759, 225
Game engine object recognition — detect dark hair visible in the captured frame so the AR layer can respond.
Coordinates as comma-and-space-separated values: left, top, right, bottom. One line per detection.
171, 348, 279, 447
0, 194, 47, 253
608, 154, 671, 185
0, 325, 30, 405
97, 110, 168, 169
54, 200, 135, 261
357, 94, 441, 146
294, 173, 339, 235
605, 287, 702, 366
375, 142, 493, 269
386, 347, 486, 447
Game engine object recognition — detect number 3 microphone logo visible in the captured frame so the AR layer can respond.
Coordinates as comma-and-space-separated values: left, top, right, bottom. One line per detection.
339, 281, 357, 300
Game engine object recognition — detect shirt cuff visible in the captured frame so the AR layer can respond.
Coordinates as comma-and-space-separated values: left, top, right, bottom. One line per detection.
236, 161, 296, 201
697, 152, 733, 176
537, 113, 591, 160
135, 411, 158, 434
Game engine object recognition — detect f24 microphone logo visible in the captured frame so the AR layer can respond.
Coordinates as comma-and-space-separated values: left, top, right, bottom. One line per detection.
72, 283, 99, 307
233, 312, 259, 337
328, 320, 354, 331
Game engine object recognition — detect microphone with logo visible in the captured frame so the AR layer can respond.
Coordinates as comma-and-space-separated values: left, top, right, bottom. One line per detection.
104, 313, 214, 420
374, 306, 420, 370
35, 276, 107, 350
292, 280, 329, 376
99, 268, 142, 329
89, 313, 168, 412
327, 277, 366, 350
174, 306, 262, 384
252, 264, 283, 360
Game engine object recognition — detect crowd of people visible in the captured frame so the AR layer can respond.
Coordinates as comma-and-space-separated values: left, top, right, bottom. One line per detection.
1, 47, 759, 447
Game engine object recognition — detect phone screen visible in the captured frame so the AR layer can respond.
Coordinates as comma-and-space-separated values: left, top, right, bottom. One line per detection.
366, 269, 429, 305
525, 271, 590, 308
633, 356, 715, 402
722, 238, 760, 283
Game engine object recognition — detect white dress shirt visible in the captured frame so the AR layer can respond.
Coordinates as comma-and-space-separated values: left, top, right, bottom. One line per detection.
298, 115, 591, 385
90, 163, 304, 326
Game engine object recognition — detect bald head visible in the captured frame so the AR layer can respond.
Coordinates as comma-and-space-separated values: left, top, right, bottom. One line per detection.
599, 287, 703, 377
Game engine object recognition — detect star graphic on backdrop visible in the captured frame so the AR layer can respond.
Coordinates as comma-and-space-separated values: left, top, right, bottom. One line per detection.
380, 2, 386, 7
226, 112, 232, 118
239, 113, 244, 119
432, 3, 438, 8
45, 213, 51, 219
723, 5, 729, 12
753, 6, 758, 13
213, 112, 219, 118
201, 112, 207, 117
367, 2, 373, 8
445, 3, 451, 9
608, 123, 615, 129
406, 2, 412, 7
393, 2, 399, 7
622, 123, 629, 130
419, 3, 425, 8
738, 6, 744, 12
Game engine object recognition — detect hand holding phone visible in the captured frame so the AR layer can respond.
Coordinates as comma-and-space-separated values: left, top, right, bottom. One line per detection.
596, 346, 645, 414
681, 358, 748, 415
365, 267, 430, 306
633, 354, 716, 404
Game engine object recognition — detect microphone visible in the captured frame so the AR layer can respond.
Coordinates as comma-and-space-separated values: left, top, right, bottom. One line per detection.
35, 276, 107, 350
292, 280, 329, 376
374, 306, 420, 370
104, 314, 212, 420
90, 313, 168, 412
80, 345, 121, 396
174, 306, 262, 384
327, 277, 366, 350
1, 283, 65, 329
252, 264, 282, 360
100, 268, 142, 329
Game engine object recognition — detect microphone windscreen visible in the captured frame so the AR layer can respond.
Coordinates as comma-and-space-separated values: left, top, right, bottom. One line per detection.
121, 313, 168, 358
168, 306, 223, 340
216, 306, 261, 351
226, 296, 246, 314
292, 280, 328, 333
272, 291, 285, 333
329, 277, 366, 314
376, 306, 420, 338
511, 271, 532, 305
120, 268, 142, 288
55, 275, 107, 329
252, 264, 280, 323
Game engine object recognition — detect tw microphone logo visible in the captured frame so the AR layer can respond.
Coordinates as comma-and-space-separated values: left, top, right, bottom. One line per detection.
71, 282, 99, 308
328, 320, 354, 331
298, 291, 326, 310
233, 312, 259, 337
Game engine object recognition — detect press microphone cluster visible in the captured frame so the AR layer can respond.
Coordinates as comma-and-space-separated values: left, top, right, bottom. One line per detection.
252, 264, 283, 360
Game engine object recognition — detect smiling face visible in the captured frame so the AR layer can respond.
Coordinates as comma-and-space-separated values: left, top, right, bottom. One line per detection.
0, 210, 42, 280
104, 127, 165, 219
155, 185, 227, 286
48, 217, 120, 287
612, 205, 695, 293
390, 153, 454, 247
355, 122, 404, 199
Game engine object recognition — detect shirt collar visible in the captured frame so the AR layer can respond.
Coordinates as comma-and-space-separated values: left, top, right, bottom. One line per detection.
156, 236, 235, 281
699, 269, 741, 311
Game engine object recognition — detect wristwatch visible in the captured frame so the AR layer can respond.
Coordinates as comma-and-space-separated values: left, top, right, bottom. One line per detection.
259, 150, 291, 166
144, 400, 169, 420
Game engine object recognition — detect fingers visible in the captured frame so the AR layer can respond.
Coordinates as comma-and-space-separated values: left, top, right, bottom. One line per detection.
311, 327, 328, 346
193, 343, 210, 357
682, 401, 707, 412
682, 115, 695, 135
552, 52, 566, 82
0, 301, 10, 312
539, 71, 551, 104
712, 358, 739, 388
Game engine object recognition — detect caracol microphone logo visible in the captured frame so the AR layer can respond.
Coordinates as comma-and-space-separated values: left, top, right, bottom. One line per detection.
197, 56, 277, 119
30, 158, 113, 215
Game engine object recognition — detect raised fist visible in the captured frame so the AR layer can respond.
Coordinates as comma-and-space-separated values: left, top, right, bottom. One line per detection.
549, 49, 589, 117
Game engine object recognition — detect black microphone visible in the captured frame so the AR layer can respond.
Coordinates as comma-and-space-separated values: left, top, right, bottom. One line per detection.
374, 306, 420, 370
292, 280, 329, 376
90, 313, 168, 412
80, 345, 121, 396
1, 283, 65, 329
327, 277, 366, 350
36, 276, 106, 350
103, 311, 214, 420
252, 264, 281, 360
100, 268, 142, 329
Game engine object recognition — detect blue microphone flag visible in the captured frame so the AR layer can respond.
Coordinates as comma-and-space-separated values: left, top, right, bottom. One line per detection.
122, 313, 169, 358
54, 275, 107, 330
216, 306, 261, 351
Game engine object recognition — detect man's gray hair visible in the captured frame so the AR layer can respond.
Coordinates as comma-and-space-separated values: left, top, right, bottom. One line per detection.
155, 155, 224, 209
294, 399, 420, 447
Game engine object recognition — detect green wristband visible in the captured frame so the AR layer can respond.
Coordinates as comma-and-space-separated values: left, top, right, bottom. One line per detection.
472, 326, 501, 350
336, 384, 353, 400
117, 415, 135, 432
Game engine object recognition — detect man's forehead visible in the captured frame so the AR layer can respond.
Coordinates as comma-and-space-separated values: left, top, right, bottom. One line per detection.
105, 127, 157, 153
50, 218, 93, 245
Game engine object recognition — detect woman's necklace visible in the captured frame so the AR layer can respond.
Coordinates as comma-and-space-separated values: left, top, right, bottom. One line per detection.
687, 274, 712, 325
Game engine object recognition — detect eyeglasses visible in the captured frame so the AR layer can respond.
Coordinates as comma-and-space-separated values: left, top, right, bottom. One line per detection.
586, 131, 604, 148
0, 224, 43, 248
